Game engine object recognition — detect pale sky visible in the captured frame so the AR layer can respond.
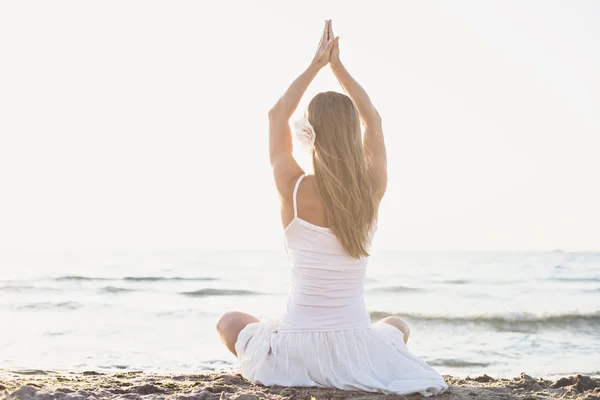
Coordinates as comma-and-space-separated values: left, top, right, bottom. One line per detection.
0, 1, 599, 251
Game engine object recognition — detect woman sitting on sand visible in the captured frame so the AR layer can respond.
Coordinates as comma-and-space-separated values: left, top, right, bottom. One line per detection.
216, 20, 448, 396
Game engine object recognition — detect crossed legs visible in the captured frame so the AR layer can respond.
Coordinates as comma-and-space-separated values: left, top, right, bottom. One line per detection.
216, 311, 410, 357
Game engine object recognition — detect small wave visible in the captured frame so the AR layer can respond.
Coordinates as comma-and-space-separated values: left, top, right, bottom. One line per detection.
369, 286, 424, 293
43, 329, 74, 336
9, 370, 50, 375
100, 286, 137, 293
428, 358, 490, 368
0, 285, 59, 292
546, 277, 600, 283
0, 285, 30, 292
124, 276, 217, 282
180, 288, 260, 297
157, 309, 217, 318
369, 311, 600, 332
55, 276, 110, 281
441, 279, 470, 285
18, 301, 83, 311
98, 365, 129, 370
54, 276, 217, 282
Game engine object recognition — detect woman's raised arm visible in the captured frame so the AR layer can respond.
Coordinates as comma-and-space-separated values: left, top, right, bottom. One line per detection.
328, 21, 387, 197
268, 21, 334, 197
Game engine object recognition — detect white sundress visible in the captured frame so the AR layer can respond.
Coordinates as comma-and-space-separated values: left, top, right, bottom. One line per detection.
235, 174, 448, 396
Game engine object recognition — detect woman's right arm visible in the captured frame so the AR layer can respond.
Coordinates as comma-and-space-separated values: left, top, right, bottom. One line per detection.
329, 22, 387, 197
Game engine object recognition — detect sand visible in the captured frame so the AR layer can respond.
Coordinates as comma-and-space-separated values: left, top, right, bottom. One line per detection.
0, 369, 598, 400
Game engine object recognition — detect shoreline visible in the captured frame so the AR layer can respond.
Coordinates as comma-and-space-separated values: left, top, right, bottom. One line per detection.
1, 369, 598, 399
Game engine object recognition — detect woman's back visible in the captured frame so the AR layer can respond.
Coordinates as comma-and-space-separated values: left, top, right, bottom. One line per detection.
280, 174, 373, 332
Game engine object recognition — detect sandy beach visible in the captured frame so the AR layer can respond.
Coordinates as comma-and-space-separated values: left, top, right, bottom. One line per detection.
1, 369, 598, 400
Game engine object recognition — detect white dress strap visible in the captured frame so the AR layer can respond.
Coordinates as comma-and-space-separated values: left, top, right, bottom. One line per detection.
292, 174, 306, 219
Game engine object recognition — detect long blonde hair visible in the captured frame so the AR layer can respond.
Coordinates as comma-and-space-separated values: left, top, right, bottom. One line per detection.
307, 91, 378, 259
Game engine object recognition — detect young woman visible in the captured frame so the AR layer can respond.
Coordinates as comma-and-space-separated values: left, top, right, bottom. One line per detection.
216, 20, 448, 396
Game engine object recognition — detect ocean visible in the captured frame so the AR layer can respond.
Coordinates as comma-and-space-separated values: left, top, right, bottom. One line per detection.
1, 249, 598, 378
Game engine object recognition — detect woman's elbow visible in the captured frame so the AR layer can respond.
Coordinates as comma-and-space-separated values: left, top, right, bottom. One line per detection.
371, 109, 382, 125
365, 112, 382, 129
268, 106, 282, 120
269, 103, 293, 122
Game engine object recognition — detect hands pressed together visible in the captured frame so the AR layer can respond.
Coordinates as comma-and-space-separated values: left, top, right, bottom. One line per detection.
270, 18, 384, 199
312, 20, 341, 68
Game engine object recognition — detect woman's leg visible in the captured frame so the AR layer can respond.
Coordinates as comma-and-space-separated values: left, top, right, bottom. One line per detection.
380, 316, 411, 344
216, 311, 259, 356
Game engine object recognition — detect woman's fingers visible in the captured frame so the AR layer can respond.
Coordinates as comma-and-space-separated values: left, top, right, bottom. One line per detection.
328, 20, 334, 41
324, 38, 334, 53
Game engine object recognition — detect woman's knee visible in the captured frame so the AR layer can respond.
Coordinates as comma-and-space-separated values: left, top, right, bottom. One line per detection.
216, 311, 244, 333
216, 311, 259, 335
216, 311, 259, 356
381, 316, 410, 343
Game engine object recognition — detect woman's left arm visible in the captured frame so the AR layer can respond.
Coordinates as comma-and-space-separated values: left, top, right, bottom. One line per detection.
269, 21, 333, 197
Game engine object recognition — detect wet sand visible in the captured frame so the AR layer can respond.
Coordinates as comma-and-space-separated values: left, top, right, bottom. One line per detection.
1, 369, 598, 400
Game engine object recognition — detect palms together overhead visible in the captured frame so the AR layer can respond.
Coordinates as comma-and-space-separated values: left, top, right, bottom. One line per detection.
312, 20, 340, 67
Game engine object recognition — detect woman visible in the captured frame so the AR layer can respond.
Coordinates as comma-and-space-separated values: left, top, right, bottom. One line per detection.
216, 20, 448, 396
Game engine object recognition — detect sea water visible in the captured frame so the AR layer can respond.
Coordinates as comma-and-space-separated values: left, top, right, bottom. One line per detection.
1, 249, 598, 378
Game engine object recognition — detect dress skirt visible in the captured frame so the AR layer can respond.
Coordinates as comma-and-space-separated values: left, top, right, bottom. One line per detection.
235, 320, 448, 396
